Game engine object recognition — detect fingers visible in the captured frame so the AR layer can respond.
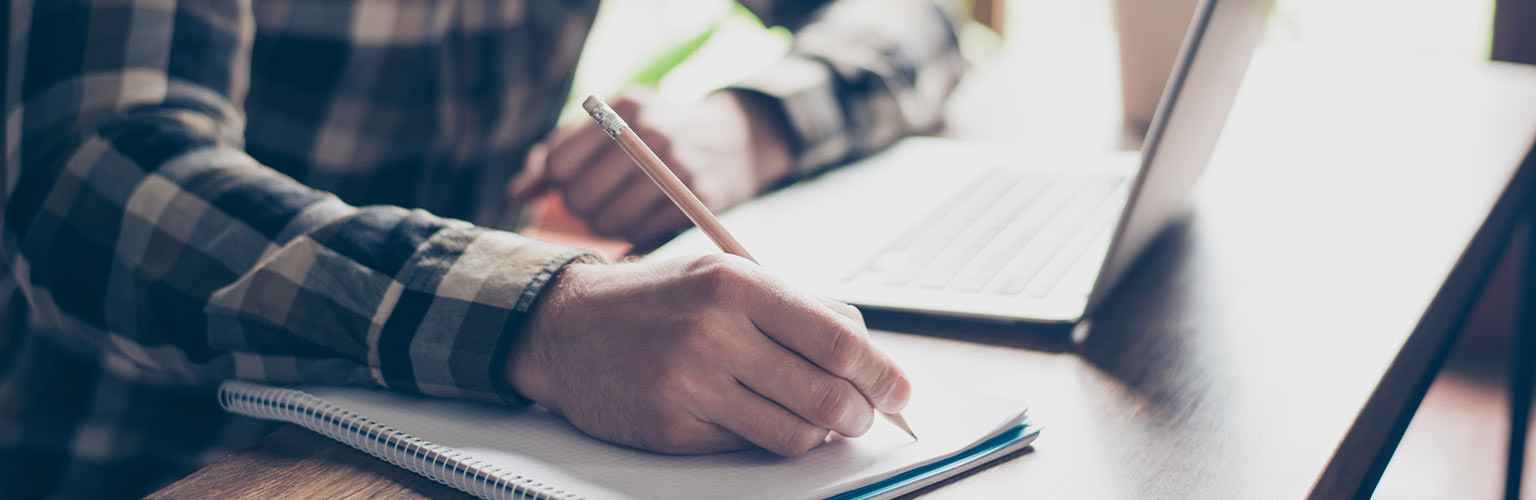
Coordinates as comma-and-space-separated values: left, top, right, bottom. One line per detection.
817, 298, 864, 323
733, 330, 876, 438
545, 122, 613, 189
705, 383, 831, 457
544, 96, 647, 187
540, 96, 683, 239
563, 148, 640, 218
627, 200, 692, 245
591, 176, 665, 237
734, 271, 911, 414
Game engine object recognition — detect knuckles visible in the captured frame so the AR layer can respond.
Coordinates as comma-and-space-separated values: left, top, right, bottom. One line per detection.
649, 366, 704, 407
685, 254, 757, 302
831, 302, 865, 324
677, 320, 736, 359
819, 326, 862, 379
812, 381, 856, 430
546, 142, 597, 185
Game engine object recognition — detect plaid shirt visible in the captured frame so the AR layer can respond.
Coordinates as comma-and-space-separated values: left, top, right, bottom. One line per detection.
0, 0, 965, 498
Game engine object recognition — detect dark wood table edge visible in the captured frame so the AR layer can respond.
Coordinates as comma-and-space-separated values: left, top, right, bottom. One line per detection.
149, 425, 469, 499
1312, 137, 1536, 499
1506, 195, 1534, 500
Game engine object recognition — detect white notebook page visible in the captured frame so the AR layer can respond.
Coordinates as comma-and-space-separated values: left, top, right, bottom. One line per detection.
301, 386, 1028, 500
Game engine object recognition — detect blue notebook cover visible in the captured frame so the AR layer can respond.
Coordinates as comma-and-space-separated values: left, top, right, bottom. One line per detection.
828, 424, 1041, 500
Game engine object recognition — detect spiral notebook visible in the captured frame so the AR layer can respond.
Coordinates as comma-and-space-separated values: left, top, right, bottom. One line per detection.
218, 381, 1039, 500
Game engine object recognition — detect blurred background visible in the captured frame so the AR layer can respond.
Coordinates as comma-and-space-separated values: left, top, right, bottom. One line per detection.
542, 2, 1522, 497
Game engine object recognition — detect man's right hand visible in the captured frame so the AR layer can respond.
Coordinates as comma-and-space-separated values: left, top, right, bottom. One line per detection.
507, 254, 912, 457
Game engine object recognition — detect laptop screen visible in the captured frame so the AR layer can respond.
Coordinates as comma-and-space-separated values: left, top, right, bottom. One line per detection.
1085, 0, 1275, 313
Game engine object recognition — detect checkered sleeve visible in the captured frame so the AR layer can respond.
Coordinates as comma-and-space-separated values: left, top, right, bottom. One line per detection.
732, 0, 969, 177
2, 0, 590, 404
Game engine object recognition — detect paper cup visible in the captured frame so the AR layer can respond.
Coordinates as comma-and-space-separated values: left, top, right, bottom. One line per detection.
1113, 0, 1201, 144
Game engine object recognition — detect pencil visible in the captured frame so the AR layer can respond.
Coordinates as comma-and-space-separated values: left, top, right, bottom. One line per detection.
581, 95, 917, 442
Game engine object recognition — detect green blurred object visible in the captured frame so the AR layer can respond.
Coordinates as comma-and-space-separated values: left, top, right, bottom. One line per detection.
628, 23, 719, 88
628, 2, 782, 88
557, 2, 789, 127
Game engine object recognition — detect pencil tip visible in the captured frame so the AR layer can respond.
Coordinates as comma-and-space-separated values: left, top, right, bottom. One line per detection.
884, 412, 917, 441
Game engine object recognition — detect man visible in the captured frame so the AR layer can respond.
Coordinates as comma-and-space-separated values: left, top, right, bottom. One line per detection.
0, 0, 967, 497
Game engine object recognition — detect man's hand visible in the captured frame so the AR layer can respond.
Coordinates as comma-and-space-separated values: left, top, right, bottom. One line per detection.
507, 254, 911, 457
509, 90, 794, 246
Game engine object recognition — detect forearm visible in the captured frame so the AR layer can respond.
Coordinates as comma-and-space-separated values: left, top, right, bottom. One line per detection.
5, 0, 593, 403
732, 0, 970, 177
9, 110, 587, 398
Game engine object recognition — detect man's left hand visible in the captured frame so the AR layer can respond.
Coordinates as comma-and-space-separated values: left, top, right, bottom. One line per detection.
510, 90, 794, 246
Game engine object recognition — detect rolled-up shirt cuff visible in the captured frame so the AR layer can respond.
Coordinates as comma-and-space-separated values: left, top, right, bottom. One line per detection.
729, 55, 854, 178
373, 228, 598, 406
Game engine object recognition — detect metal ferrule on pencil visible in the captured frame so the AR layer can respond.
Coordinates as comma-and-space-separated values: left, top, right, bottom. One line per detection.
582, 96, 631, 139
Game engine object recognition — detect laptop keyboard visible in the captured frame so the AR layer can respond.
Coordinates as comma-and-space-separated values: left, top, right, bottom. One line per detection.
846, 168, 1128, 298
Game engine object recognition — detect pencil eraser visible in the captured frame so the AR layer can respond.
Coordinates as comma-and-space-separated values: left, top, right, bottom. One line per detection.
581, 95, 603, 115
582, 95, 629, 138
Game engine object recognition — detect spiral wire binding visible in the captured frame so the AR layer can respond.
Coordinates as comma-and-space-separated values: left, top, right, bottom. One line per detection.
219, 382, 584, 500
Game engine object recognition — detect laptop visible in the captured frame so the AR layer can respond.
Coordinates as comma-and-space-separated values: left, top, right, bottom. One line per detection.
649, 0, 1274, 323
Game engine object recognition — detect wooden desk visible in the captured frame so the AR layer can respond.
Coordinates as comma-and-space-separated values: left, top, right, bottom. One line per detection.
151, 50, 1536, 499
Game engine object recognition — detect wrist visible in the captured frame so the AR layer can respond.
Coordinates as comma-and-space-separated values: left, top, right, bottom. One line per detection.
507, 261, 594, 410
